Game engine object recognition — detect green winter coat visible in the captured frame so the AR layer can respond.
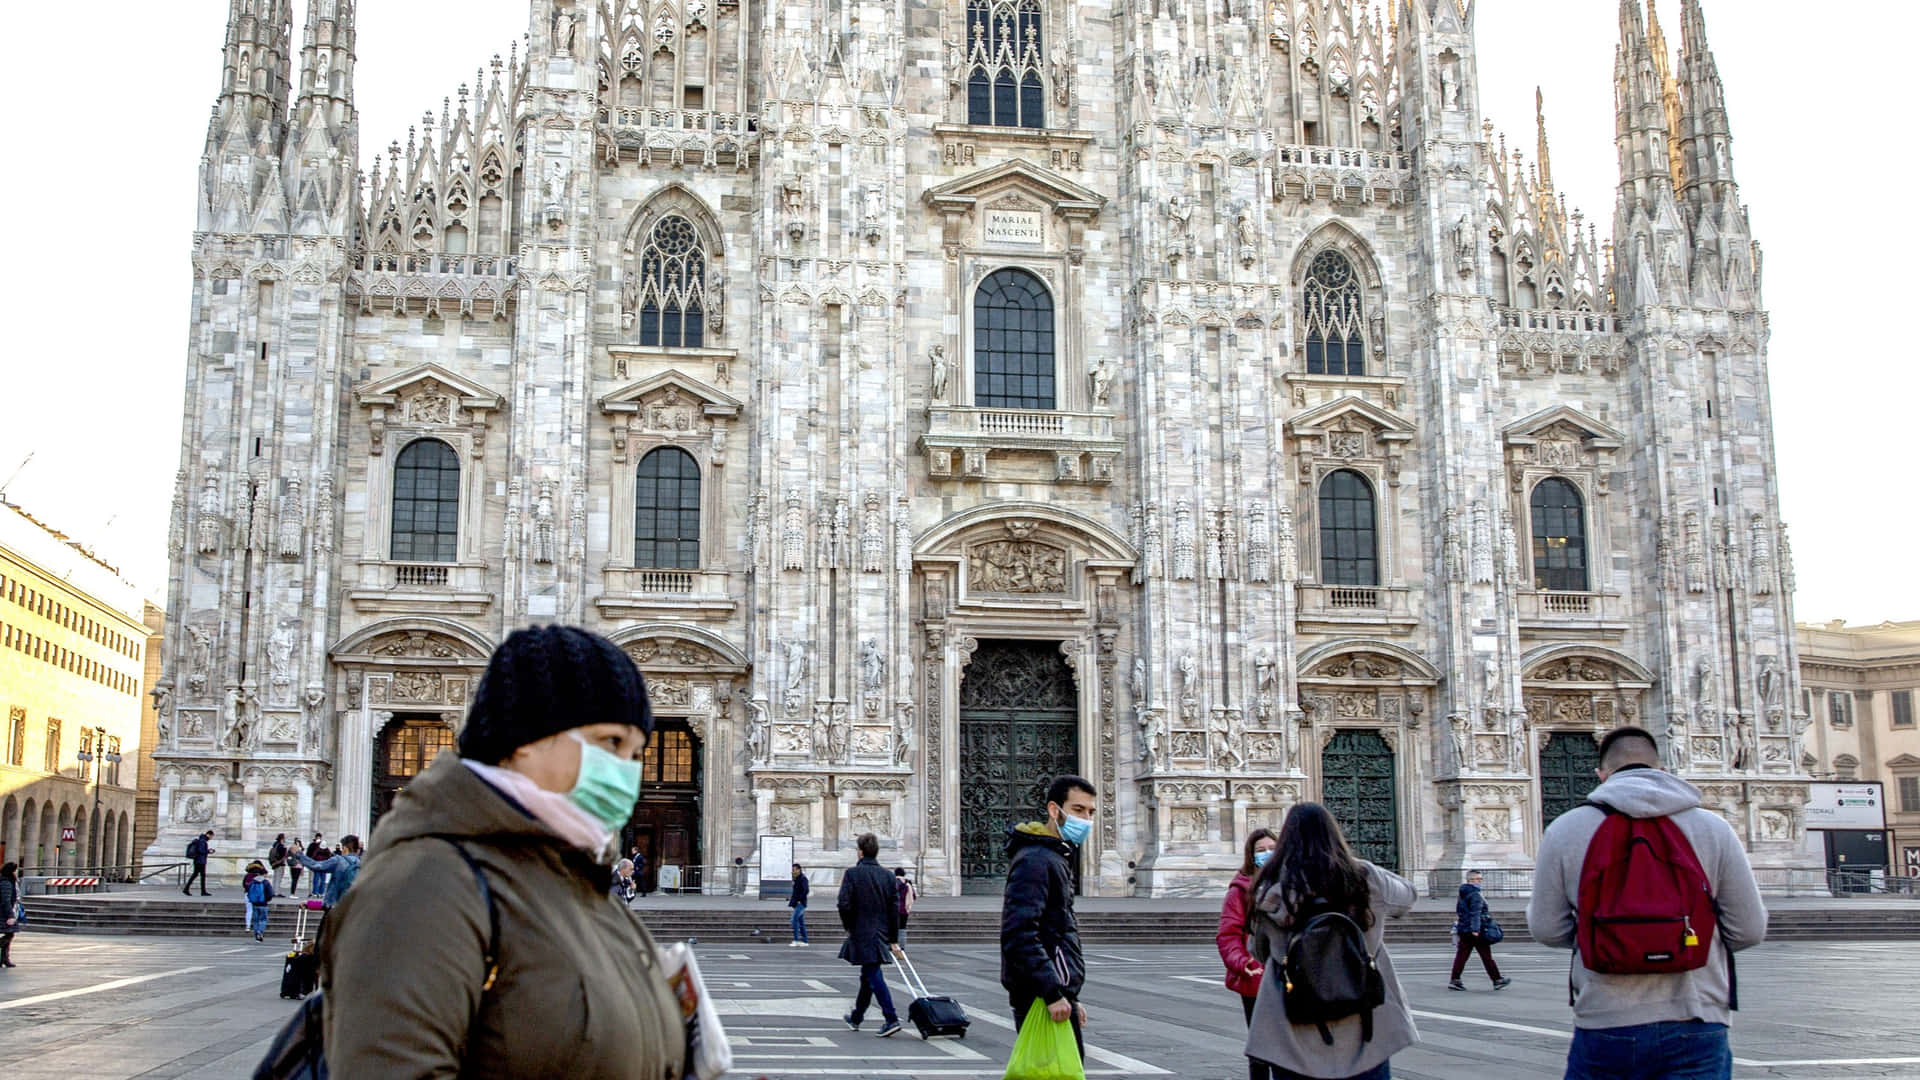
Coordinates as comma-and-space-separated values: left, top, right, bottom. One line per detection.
317, 751, 686, 1079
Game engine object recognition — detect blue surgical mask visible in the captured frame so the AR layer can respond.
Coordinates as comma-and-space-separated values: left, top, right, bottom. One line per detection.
567, 732, 644, 831
1057, 813, 1092, 847
1253, 850, 1274, 869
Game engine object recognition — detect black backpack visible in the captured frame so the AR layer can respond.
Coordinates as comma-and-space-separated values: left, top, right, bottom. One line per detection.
1280, 899, 1386, 1046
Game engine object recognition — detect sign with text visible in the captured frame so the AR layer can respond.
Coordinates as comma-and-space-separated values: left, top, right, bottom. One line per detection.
984, 208, 1044, 246
1806, 781, 1886, 830
758, 834, 795, 899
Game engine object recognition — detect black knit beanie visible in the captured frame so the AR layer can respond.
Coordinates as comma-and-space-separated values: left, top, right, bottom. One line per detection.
458, 625, 654, 764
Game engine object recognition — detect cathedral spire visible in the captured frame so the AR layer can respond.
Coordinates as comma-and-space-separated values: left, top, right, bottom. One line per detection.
1534, 86, 1553, 190
1676, 0, 1737, 205
1614, 0, 1678, 208
293, 0, 357, 135
211, 0, 294, 155
284, 0, 358, 235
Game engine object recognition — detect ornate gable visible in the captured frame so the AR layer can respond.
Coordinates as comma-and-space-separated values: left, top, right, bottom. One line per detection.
1503, 405, 1624, 493
353, 363, 504, 456
599, 370, 743, 463
925, 160, 1106, 263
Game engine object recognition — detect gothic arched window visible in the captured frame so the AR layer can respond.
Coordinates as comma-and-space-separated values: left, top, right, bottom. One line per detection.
634, 447, 702, 569
1318, 469, 1378, 586
635, 215, 707, 348
1303, 250, 1367, 376
1530, 477, 1588, 591
973, 268, 1056, 410
966, 0, 1045, 129
391, 438, 461, 563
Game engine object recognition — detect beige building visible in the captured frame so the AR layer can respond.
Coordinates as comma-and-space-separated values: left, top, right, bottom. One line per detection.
133, 601, 166, 865
1797, 619, 1920, 875
0, 500, 147, 873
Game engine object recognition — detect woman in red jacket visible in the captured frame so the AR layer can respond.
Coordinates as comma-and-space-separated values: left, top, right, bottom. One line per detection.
1218, 826, 1279, 1080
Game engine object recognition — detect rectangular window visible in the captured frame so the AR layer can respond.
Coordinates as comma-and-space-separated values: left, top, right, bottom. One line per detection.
7, 708, 23, 767
77, 729, 93, 783
108, 736, 122, 786
1902, 777, 1920, 814
1829, 691, 1853, 729
1895, 690, 1915, 728
44, 719, 60, 774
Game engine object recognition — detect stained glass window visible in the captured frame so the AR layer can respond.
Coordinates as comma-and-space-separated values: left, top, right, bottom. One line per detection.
1303, 250, 1367, 376
966, 0, 1046, 128
636, 215, 707, 348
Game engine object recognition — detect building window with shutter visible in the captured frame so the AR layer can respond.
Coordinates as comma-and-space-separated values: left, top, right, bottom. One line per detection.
1894, 690, 1915, 728
1901, 776, 1920, 814
1828, 691, 1853, 729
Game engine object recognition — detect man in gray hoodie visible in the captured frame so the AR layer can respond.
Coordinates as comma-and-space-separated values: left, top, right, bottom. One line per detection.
1527, 725, 1767, 1080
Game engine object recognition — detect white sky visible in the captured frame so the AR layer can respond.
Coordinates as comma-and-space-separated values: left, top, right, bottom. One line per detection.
0, 1, 1903, 625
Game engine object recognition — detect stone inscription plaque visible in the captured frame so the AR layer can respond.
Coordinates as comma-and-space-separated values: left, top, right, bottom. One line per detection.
984, 209, 1044, 246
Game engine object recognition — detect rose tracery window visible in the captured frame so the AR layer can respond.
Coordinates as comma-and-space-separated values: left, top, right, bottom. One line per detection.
1303, 250, 1367, 376
966, 0, 1045, 129
634, 215, 707, 348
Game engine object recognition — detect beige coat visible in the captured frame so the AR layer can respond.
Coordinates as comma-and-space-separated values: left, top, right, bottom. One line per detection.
318, 751, 686, 1079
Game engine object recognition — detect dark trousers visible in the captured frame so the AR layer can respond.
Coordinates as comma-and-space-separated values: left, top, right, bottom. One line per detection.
288, 864, 302, 894
1451, 934, 1502, 981
184, 862, 209, 893
1242, 995, 1275, 1080
1009, 992, 1084, 1061
851, 961, 897, 1023
1566, 1020, 1730, 1080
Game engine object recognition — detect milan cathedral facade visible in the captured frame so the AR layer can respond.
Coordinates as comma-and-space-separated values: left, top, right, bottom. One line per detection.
152, 0, 1810, 893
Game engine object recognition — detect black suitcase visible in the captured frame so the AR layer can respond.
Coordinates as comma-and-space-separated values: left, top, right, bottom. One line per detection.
897, 948, 969, 1039
279, 903, 320, 999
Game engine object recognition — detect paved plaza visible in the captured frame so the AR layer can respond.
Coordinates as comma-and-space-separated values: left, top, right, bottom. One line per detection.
0, 930, 1916, 1078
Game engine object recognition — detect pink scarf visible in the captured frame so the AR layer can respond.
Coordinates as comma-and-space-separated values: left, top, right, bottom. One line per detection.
462, 759, 617, 863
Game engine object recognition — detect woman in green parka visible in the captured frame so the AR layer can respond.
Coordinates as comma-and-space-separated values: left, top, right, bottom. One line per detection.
317, 624, 686, 1079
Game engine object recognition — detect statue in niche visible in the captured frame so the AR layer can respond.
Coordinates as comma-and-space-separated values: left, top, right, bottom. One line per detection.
785, 641, 810, 689
532, 482, 556, 564
929, 344, 949, 400
1131, 657, 1147, 703
1089, 356, 1117, 406
1452, 214, 1475, 276
1438, 52, 1462, 109
1254, 649, 1277, 699
1049, 43, 1071, 107
946, 38, 965, 99
860, 638, 885, 693
1178, 652, 1198, 706
1165, 195, 1193, 260
553, 8, 578, 58
745, 700, 769, 763
267, 621, 299, 699
1664, 713, 1689, 772
1449, 713, 1471, 770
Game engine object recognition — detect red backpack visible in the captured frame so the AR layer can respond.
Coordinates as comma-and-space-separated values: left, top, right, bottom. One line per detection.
1575, 802, 1720, 981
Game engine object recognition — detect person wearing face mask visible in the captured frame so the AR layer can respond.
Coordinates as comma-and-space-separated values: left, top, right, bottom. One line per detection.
313, 624, 686, 1079
1218, 827, 1280, 1080
1000, 774, 1095, 1062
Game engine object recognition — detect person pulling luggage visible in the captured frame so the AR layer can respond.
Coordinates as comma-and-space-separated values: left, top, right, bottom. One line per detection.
1449, 870, 1511, 991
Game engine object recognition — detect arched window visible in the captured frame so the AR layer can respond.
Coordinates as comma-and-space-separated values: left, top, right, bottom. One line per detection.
966, 0, 1045, 129
1318, 469, 1378, 586
391, 438, 461, 563
635, 215, 706, 348
973, 268, 1056, 410
635, 447, 702, 569
1303, 250, 1367, 376
1530, 477, 1588, 591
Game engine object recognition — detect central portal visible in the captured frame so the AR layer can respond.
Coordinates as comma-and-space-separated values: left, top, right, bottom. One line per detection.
958, 639, 1080, 894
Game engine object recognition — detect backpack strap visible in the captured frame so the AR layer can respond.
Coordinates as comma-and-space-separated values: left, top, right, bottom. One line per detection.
439, 839, 501, 992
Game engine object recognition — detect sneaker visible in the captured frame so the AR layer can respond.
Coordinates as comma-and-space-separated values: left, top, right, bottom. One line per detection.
1493, 977, 1512, 990
788, 941, 799, 947
876, 1020, 903, 1038
843, 1012, 861, 1031
1447, 979, 1466, 991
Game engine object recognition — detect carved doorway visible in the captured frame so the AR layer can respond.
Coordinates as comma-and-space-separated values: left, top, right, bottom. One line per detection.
373, 713, 456, 830
1320, 730, 1399, 870
623, 720, 701, 894
1539, 732, 1601, 828
958, 640, 1079, 894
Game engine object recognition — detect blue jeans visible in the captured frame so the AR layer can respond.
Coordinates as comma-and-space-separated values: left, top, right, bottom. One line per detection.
790, 905, 808, 943
1268, 1064, 1388, 1080
1566, 1021, 1731, 1080
249, 903, 269, 936
310, 871, 329, 897
851, 961, 897, 1024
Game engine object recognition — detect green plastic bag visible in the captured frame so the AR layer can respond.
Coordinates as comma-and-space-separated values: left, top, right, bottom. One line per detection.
1003, 999, 1084, 1080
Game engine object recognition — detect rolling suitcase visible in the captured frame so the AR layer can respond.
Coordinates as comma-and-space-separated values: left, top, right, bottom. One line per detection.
279, 903, 321, 999
897, 947, 969, 1040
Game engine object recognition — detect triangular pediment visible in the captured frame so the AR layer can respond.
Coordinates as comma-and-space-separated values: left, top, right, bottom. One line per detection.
354, 363, 502, 412
1886, 754, 1920, 769
925, 160, 1106, 218
599, 370, 742, 418
1285, 395, 1414, 439
1503, 405, 1624, 449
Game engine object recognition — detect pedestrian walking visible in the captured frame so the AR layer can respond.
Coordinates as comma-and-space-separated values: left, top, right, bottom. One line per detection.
788, 863, 811, 947
1449, 870, 1511, 991
1218, 827, 1278, 1080
183, 829, 214, 895
291, 836, 363, 910
314, 624, 687, 1077
1001, 774, 1094, 1061
1527, 725, 1768, 1080
1244, 802, 1418, 1080
288, 849, 304, 898
243, 860, 276, 941
633, 846, 650, 897
894, 867, 917, 945
305, 834, 332, 899
611, 858, 639, 905
837, 833, 905, 1037
0, 861, 21, 968
268, 833, 290, 894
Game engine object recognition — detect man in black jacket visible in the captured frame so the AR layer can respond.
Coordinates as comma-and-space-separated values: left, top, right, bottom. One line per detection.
1001, 775, 1094, 1057
837, 833, 904, 1037
183, 830, 213, 896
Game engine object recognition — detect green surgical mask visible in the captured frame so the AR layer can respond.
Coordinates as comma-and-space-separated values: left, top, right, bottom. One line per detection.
566, 732, 644, 831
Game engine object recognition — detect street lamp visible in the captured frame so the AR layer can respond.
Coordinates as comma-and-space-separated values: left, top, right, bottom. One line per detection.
74, 727, 120, 877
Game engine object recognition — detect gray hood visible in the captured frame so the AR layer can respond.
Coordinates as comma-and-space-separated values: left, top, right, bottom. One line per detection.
1586, 765, 1701, 818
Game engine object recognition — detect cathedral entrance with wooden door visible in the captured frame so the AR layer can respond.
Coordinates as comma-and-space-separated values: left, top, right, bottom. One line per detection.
958, 640, 1080, 894
373, 713, 456, 830
1319, 730, 1400, 870
623, 719, 701, 893
1539, 731, 1602, 829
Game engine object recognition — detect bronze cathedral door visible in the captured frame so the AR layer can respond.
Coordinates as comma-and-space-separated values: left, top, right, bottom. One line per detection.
1319, 730, 1400, 870
958, 640, 1080, 894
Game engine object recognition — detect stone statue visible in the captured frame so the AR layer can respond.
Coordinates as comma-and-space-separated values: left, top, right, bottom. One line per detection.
1449, 713, 1471, 770
785, 641, 810, 689
929, 344, 949, 400
1166, 195, 1193, 259
1452, 214, 1475, 276
1089, 356, 1116, 406
1664, 713, 1689, 772
946, 38, 966, 99
1439, 56, 1461, 108
1049, 43, 1071, 106
1254, 649, 1277, 698
894, 704, 915, 765
1130, 657, 1147, 703
532, 482, 556, 564
186, 623, 216, 693
196, 472, 222, 554
1178, 652, 1198, 702
860, 638, 885, 692
827, 704, 850, 762
552, 9, 578, 58
861, 185, 885, 228
267, 621, 299, 699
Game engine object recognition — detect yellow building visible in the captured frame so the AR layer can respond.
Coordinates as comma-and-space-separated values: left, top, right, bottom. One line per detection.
133, 600, 165, 864
0, 499, 147, 873
1797, 619, 1920, 877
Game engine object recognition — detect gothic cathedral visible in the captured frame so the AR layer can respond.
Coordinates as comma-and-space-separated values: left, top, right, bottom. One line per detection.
153, 0, 1809, 893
